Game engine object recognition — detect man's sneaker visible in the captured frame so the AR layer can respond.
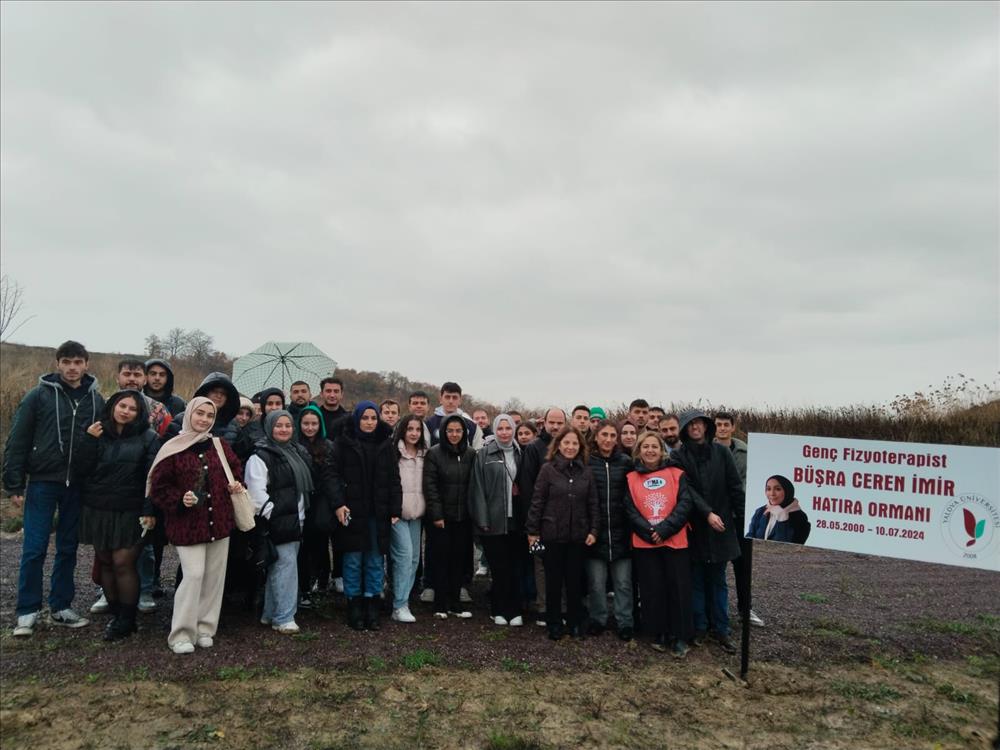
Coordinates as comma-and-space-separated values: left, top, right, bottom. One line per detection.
50, 609, 89, 629
459, 587, 472, 603
392, 606, 416, 623
333, 577, 345, 594
672, 639, 690, 659
509, 616, 524, 627
475, 564, 489, 577
170, 640, 195, 654
449, 610, 472, 619
90, 593, 110, 614
535, 619, 547, 627
420, 588, 435, 603
273, 621, 300, 634
691, 631, 707, 647
618, 626, 634, 642
433, 611, 448, 620
493, 615, 508, 626
299, 595, 313, 609
748, 609, 765, 628
12, 612, 39, 637
714, 633, 737, 654
138, 594, 157, 613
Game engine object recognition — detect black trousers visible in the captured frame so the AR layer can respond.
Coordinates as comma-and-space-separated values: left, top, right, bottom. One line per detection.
633, 546, 693, 641
731, 537, 751, 612
430, 519, 472, 612
481, 531, 525, 619
543, 541, 585, 628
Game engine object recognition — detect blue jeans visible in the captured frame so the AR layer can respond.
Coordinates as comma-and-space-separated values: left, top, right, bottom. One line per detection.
138, 543, 155, 596
691, 560, 729, 637
17, 482, 81, 616
262, 540, 300, 626
390, 519, 421, 609
586, 557, 634, 629
342, 518, 384, 598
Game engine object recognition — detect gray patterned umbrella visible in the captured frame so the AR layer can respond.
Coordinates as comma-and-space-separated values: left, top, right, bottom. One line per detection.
231, 342, 336, 396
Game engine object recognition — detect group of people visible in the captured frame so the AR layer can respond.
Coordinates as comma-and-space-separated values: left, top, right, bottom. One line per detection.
4, 340, 810, 657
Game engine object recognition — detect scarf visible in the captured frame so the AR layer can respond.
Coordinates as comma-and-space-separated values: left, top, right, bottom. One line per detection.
264, 409, 314, 500
493, 414, 518, 517
763, 499, 801, 540
145, 396, 216, 496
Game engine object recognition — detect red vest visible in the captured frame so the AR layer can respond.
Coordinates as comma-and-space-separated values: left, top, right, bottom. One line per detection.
627, 466, 688, 550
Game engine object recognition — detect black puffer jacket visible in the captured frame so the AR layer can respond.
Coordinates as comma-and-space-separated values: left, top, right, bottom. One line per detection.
252, 441, 313, 545
671, 409, 744, 564
525, 455, 599, 544
297, 433, 338, 534
72, 390, 159, 514
423, 415, 475, 523
588, 449, 633, 561
515, 430, 553, 503
330, 419, 401, 554
143, 358, 186, 416
3, 372, 105, 493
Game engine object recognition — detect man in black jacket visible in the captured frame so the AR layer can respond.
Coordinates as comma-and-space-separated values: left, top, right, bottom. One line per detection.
4, 341, 105, 637
144, 358, 186, 417
671, 409, 744, 654
317, 377, 348, 440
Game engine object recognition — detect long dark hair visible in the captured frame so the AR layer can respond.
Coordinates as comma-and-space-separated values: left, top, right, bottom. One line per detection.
393, 414, 427, 451
101, 390, 146, 438
297, 406, 330, 465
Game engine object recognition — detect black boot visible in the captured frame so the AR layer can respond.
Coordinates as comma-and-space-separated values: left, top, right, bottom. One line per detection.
347, 597, 365, 631
364, 597, 380, 631
103, 601, 121, 640
105, 603, 137, 642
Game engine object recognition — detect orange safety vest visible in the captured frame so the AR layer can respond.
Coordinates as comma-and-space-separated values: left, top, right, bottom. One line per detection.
627, 466, 688, 550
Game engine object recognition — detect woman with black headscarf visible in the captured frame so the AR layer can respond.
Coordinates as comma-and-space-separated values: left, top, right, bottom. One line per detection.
747, 475, 811, 544
331, 401, 401, 631
245, 409, 314, 634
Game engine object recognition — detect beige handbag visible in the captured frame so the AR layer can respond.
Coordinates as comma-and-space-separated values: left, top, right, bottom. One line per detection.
212, 438, 256, 532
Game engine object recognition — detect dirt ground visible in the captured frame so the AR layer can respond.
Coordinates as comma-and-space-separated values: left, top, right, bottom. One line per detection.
0, 510, 997, 749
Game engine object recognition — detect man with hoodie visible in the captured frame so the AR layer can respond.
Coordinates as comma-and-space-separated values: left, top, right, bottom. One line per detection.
670, 409, 744, 654
175, 372, 240, 440
714, 411, 763, 628
4, 341, 105, 637
424, 382, 484, 450
144, 359, 186, 417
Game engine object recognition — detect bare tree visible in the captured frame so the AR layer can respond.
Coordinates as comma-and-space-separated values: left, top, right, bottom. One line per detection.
184, 329, 214, 366
0, 275, 35, 341
164, 327, 187, 358
144, 333, 164, 358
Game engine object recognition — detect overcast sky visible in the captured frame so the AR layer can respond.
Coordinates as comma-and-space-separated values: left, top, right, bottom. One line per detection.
2, 1, 997, 410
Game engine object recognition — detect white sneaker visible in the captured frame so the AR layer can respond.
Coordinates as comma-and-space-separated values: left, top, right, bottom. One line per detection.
475, 565, 489, 577
749, 609, 765, 628
138, 594, 157, 613
273, 621, 300, 634
196, 635, 214, 648
433, 611, 448, 619
333, 577, 344, 594
12, 612, 39, 637
90, 593, 109, 614
170, 640, 195, 654
392, 607, 416, 623
450, 610, 472, 619
493, 616, 508, 626
50, 608, 89, 628
260, 617, 271, 626
535, 619, 546, 627
419, 588, 435, 603
509, 616, 524, 627
459, 587, 472, 603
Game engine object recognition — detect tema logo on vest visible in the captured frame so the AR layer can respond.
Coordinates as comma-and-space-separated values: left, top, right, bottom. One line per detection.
643, 477, 666, 490
941, 493, 999, 563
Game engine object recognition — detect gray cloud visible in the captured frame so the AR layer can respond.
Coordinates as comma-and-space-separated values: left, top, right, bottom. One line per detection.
2, 1, 996, 409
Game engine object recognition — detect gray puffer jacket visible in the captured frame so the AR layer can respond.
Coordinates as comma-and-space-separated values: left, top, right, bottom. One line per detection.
468, 439, 521, 535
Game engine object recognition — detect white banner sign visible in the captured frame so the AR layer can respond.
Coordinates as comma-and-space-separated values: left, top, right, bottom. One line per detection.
745, 433, 999, 572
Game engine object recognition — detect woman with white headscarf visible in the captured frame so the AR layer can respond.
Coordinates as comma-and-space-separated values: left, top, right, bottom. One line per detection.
148, 397, 245, 654
469, 414, 524, 626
